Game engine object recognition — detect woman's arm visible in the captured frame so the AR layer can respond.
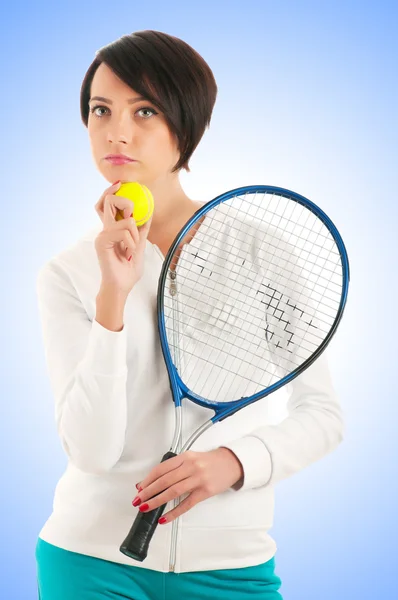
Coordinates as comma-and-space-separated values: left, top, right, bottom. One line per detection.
95, 283, 128, 332
36, 259, 132, 474
221, 349, 345, 491
127, 349, 344, 524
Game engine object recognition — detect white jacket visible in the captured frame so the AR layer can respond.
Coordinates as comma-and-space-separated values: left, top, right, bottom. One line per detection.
35, 222, 344, 573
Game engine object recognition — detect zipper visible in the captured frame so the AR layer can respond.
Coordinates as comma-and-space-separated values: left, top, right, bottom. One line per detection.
168, 269, 181, 572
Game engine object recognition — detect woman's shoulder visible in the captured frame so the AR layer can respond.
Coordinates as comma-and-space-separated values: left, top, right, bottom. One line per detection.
37, 222, 103, 292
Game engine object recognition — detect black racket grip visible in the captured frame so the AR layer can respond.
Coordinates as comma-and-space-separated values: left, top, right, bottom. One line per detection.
119, 451, 177, 561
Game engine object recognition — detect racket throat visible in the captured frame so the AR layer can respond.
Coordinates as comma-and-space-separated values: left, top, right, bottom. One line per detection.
168, 405, 182, 572
170, 405, 183, 453
169, 517, 178, 572
168, 418, 214, 571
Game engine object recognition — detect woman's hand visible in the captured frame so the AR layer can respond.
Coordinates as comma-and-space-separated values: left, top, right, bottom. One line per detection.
131, 448, 244, 525
94, 180, 152, 295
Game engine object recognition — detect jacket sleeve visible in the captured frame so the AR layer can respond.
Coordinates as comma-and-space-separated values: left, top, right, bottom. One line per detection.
36, 259, 130, 474
221, 348, 344, 491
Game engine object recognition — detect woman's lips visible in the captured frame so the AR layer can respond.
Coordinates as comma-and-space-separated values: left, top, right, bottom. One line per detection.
105, 157, 136, 165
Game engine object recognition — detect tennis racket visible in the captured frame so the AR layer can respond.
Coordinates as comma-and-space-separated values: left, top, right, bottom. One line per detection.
119, 184, 350, 561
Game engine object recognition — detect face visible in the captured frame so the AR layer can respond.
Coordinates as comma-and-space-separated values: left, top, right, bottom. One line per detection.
87, 63, 181, 187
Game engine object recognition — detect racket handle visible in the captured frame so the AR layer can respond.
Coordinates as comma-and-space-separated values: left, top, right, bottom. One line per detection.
119, 451, 177, 561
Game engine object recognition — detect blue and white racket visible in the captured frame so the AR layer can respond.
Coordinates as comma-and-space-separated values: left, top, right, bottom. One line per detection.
120, 185, 350, 561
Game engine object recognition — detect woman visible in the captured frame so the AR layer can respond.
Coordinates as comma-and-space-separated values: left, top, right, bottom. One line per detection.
35, 29, 344, 599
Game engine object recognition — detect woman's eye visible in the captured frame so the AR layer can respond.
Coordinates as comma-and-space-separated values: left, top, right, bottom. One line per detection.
137, 107, 157, 119
90, 105, 109, 118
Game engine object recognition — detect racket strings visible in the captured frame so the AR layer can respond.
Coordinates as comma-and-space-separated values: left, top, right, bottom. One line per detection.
171, 226, 340, 298
166, 208, 340, 343
166, 202, 341, 321
163, 191, 343, 402
167, 212, 335, 395
183, 195, 335, 398
166, 271, 327, 365
167, 239, 338, 336
166, 193, 338, 398
166, 262, 338, 333
171, 210, 340, 275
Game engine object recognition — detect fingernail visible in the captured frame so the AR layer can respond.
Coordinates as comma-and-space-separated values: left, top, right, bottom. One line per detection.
139, 503, 149, 512
158, 517, 167, 524
113, 180, 121, 186
132, 496, 142, 507
128, 256, 132, 262
136, 485, 143, 492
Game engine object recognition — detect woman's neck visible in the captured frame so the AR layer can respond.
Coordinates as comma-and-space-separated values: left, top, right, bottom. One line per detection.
146, 178, 202, 256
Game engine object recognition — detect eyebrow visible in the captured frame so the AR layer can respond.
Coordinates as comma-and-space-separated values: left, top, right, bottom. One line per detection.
89, 95, 147, 105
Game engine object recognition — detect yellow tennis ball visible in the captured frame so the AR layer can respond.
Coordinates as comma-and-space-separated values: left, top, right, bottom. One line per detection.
114, 182, 154, 227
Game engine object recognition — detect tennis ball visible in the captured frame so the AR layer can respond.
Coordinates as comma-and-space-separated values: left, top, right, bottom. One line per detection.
114, 182, 154, 227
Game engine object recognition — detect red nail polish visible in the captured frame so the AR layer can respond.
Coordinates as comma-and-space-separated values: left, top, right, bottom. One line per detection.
113, 180, 120, 185
132, 496, 142, 507
128, 255, 132, 262
158, 517, 167, 524
139, 503, 149, 512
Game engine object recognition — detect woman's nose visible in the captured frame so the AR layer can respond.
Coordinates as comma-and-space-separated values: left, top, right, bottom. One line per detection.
107, 112, 135, 144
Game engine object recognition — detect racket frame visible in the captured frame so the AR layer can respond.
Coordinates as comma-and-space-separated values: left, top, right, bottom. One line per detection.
158, 185, 350, 424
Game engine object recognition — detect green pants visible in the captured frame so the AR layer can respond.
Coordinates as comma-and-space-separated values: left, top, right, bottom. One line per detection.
36, 538, 283, 599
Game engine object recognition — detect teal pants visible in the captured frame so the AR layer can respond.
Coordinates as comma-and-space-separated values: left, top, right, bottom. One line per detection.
36, 538, 283, 599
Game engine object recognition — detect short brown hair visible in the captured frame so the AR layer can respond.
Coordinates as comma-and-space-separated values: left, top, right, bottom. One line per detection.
80, 30, 218, 172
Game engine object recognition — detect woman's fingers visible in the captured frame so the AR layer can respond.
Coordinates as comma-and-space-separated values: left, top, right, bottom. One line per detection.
135, 475, 199, 513
103, 194, 134, 229
95, 227, 132, 259
95, 181, 137, 226
136, 463, 193, 504
94, 181, 122, 221
136, 214, 153, 249
95, 180, 151, 260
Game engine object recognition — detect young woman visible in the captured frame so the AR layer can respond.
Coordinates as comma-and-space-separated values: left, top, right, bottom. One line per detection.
35, 29, 344, 599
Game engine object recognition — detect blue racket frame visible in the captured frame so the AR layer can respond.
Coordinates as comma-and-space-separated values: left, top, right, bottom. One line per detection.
157, 185, 350, 424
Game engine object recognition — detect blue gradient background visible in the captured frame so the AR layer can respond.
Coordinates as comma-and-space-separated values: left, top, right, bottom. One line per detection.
1, 1, 397, 598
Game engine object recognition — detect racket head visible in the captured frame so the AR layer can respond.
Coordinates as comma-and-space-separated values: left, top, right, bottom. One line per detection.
157, 185, 350, 421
